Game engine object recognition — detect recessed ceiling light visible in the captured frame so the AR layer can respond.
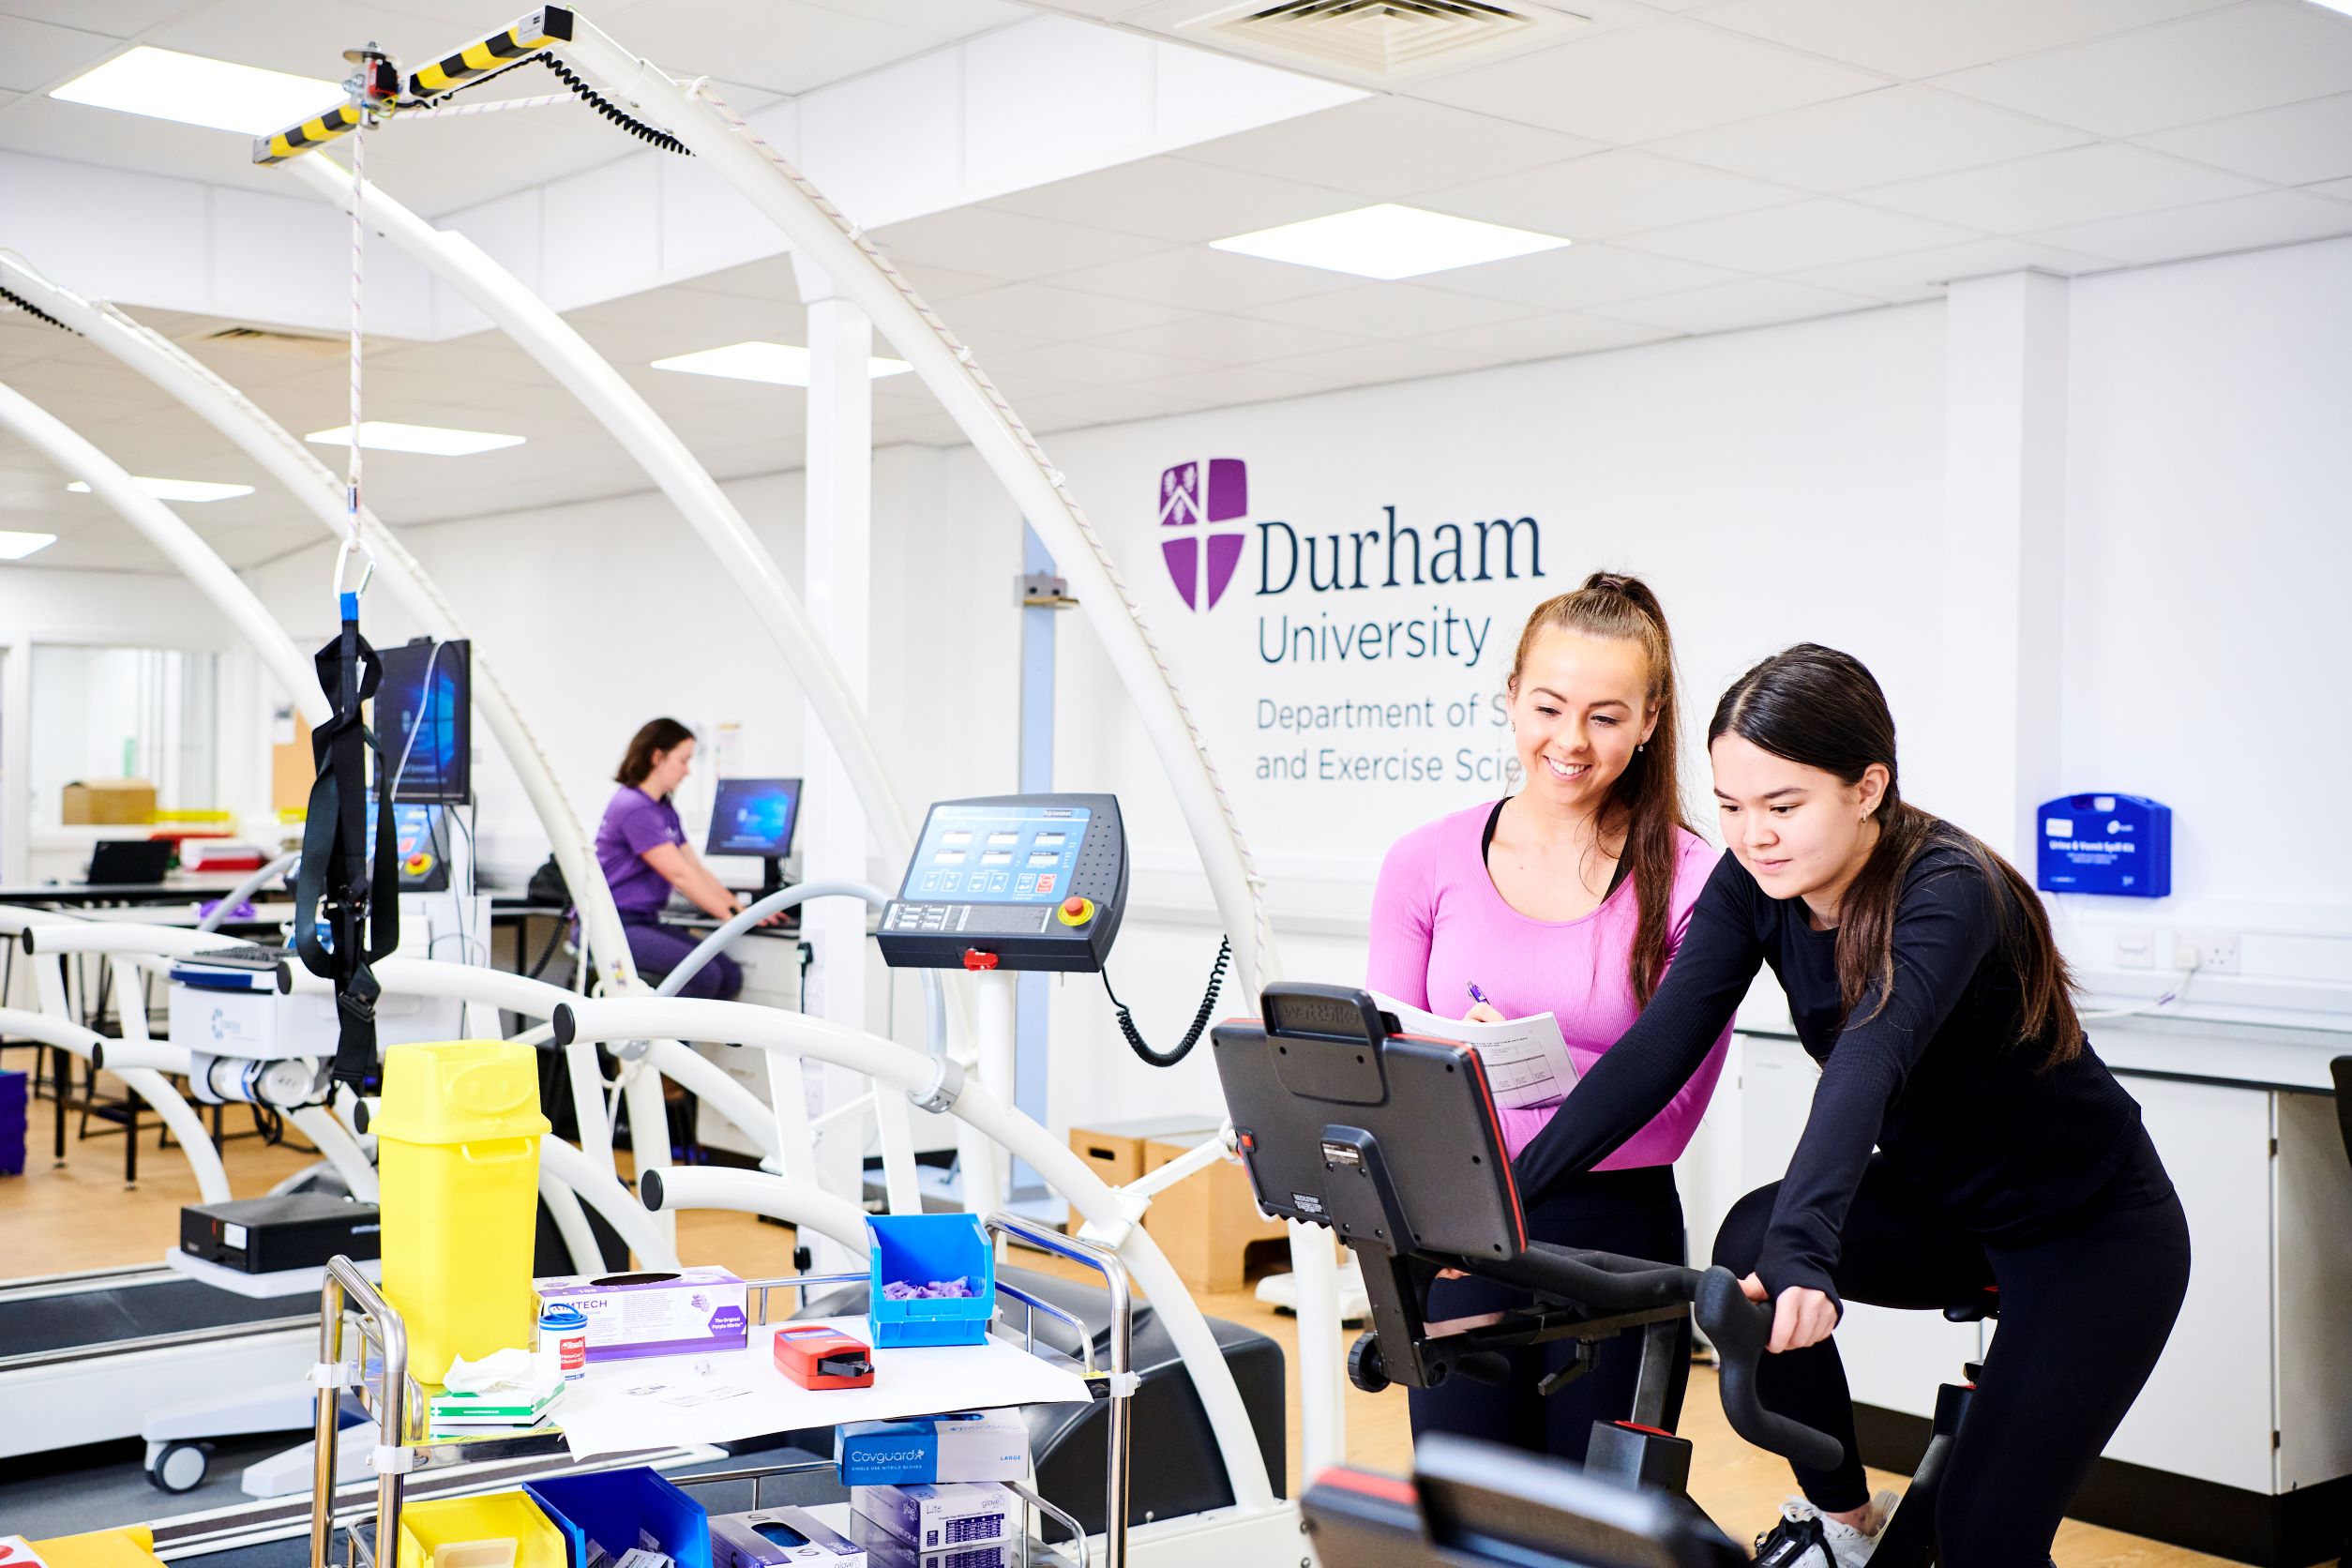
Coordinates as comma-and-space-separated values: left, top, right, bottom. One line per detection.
67, 477, 256, 504
2306, 0, 2352, 15
52, 46, 344, 137
304, 422, 526, 456
0, 531, 59, 561
1210, 203, 1570, 280
651, 341, 912, 386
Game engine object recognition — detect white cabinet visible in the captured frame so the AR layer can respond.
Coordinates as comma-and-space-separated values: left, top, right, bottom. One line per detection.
2096, 1077, 2273, 1490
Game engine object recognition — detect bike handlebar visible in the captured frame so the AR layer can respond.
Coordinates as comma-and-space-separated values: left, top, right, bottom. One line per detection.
1468, 1244, 1844, 1474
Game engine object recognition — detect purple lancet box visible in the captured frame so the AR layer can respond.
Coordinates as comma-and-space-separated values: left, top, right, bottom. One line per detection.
534, 1267, 750, 1363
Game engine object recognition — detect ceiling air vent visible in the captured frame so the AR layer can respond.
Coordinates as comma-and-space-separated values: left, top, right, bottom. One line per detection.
1179, 0, 1588, 83
194, 324, 348, 357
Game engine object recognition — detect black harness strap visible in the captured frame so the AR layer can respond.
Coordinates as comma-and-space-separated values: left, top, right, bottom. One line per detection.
294, 599, 400, 1091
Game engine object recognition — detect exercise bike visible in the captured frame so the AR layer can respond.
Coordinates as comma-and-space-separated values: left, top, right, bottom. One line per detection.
1209, 984, 2007, 1568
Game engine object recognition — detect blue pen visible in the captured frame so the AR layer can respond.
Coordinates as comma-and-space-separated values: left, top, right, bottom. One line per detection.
1466, 981, 1493, 1010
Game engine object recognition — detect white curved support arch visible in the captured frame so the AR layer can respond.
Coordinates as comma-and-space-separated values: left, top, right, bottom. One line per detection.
545, 18, 1344, 1471
289, 1104, 381, 1201
558, 993, 1275, 1513
0, 254, 638, 1002
539, 1134, 681, 1270
274, 156, 916, 873
0, 382, 326, 730
641, 1165, 869, 1256
0, 1007, 230, 1202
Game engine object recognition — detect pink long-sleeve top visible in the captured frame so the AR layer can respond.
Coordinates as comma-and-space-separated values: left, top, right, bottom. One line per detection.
1366, 802, 1735, 1168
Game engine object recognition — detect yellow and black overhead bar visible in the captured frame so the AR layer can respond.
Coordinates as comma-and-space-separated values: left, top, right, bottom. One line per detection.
250, 8, 574, 166
409, 7, 573, 98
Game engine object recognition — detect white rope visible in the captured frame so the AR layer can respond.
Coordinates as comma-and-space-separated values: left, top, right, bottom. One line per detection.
398, 93, 570, 120
680, 77, 1282, 983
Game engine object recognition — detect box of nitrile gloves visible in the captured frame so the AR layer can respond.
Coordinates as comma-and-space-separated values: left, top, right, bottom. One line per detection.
534, 1267, 749, 1362
836, 1411, 1028, 1486
849, 1484, 1013, 1554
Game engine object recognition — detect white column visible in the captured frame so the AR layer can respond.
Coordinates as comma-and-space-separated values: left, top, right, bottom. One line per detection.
1937, 271, 2070, 862
796, 255, 875, 1270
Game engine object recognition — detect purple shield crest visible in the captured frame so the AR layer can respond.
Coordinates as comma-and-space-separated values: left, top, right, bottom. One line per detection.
1160, 459, 1247, 611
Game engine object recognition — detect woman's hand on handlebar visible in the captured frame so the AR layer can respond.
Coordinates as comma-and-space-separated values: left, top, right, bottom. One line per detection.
1741, 1273, 1838, 1353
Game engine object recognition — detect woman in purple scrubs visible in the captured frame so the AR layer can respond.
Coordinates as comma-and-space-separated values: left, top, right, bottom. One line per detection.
594, 717, 760, 1000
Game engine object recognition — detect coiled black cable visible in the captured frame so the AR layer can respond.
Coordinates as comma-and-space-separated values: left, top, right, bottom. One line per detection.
1100, 936, 1231, 1068
0, 284, 77, 335
417, 51, 692, 157
535, 53, 693, 157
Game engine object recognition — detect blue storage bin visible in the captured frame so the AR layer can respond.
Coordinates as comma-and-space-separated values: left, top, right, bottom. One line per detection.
526, 1466, 712, 1568
0, 1068, 25, 1178
867, 1214, 995, 1349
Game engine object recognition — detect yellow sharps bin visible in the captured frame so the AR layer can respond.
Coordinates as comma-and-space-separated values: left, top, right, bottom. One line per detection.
372, 1040, 550, 1383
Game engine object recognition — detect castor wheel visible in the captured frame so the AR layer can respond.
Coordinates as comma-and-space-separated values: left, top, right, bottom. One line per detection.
146, 1440, 211, 1494
1348, 1330, 1390, 1394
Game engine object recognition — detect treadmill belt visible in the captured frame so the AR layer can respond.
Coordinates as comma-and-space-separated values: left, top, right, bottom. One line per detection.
0, 1277, 311, 1359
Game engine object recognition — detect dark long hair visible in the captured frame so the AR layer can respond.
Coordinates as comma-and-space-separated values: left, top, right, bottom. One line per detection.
1507, 570, 1692, 1006
615, 717, 694, 789
1709, 644, 2082, 1065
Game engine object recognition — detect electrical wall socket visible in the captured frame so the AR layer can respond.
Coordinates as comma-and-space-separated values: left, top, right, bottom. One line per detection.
2172, 931, 2240, 974
2116, 929, 2153, 969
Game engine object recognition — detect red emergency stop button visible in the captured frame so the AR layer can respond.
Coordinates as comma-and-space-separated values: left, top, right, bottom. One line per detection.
1058, 896, 1094, 927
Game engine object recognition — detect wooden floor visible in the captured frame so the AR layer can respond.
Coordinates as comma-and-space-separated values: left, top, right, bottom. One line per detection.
0, 1100, 2284, 1568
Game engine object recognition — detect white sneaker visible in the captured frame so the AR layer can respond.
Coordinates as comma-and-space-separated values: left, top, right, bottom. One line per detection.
1753, 1490, 1898, 1568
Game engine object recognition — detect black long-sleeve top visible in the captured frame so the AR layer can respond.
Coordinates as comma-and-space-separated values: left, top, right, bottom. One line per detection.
1511, 837, 2150, 1310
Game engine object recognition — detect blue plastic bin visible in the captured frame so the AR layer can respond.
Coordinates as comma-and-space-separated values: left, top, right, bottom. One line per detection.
0, 1068, 25, 1178
526, 1467, 712, 1568
867, 1213, 995, 1348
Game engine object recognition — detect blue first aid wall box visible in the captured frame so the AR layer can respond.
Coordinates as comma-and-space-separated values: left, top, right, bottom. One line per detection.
2036, 794, 2171, 897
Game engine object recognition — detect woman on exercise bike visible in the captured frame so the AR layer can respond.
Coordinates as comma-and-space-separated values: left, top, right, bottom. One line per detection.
1512, 644, 2191, 1568
1367, 572, 1734, 1464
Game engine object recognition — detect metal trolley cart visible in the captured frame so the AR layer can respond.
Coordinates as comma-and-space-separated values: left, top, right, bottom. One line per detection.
305, 1213, 1136, 1568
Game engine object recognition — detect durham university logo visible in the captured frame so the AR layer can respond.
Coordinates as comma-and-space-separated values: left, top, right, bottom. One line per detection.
1160, 459, 1248, 611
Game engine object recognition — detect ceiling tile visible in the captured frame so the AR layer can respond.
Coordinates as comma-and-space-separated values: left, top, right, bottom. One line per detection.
871, 207, 1166, 280
984, 339, 1214, 386
1594, 277, 1881, 333
1414, 311, 1681, 361
1013, 384, 1194, 434
1044, 247, 1356, 313
1648, 84, 2093, 192
602, 0, 969, 97
1624, 197, 1981, 273
1424, 150, 1800, 240
1093, 314, 1373, 365
0, 1, 196, 35
1412, 18, 1886, 143
2135, 91, 2352, 186
1791, 236, 2120, 300
985, 156, 1361, 244
2308, 175, 2352, 201
2028, 188, 2352, 264
1131, 363, 1345, 408
1270, 339, 1504, 388
882, 262, 1007, 305
0, 15, 119, 92
1170, 96, 1603, 200
1238, 282, 1544, 337
1699, 0, 2232, 80
1932, 2, 2352, 138
1417, 242, 1748, 309
1865, 143, 2262, 232
941, 281, 1199, 340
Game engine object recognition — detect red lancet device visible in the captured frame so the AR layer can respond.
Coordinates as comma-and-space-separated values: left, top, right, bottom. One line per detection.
774, 1324, 874, 1389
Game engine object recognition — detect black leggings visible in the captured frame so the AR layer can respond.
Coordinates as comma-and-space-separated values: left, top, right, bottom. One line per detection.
1410, 1164, 1691, 1464
1712, 1138, 2191, 1568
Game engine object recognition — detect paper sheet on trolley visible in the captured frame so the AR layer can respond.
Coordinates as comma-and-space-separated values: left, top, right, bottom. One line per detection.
548, 1318, 1092, 1458
1368, 993, 1578, 1110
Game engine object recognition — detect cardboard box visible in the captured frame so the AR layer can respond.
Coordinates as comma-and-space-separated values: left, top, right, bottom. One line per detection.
1141, 1134, 1289, 1295
849, 1484, 1013, 1552
62, 779, 156, 825
535, 1267, 749, 1361
837, 1411, 1028, 1486
1065, 1115, 1219, 1191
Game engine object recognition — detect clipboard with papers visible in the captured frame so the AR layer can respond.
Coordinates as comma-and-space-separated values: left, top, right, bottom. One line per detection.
1368, 992, 1580, 1110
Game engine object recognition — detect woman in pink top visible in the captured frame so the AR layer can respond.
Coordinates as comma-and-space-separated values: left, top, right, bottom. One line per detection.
1367, 571, 1732, 1463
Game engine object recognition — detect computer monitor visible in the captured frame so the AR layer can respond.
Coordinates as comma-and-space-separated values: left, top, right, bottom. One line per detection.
87, 837, 174, 885
364, 801, 450, 892
377, 638, 471, 806
705, 777, 802, 897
